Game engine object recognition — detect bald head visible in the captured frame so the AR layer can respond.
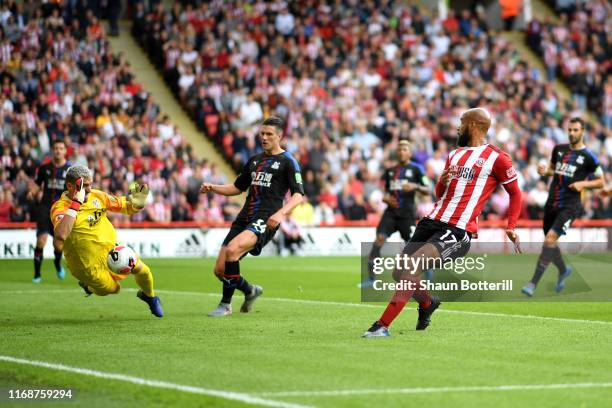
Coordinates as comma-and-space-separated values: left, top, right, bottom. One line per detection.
462, 108, 491, 129
457, 107, 491, 147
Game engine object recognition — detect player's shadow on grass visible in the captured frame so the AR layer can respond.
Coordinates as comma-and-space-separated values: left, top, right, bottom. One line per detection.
2, 316, 153, 328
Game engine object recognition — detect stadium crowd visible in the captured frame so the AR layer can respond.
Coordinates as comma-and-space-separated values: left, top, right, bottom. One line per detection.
526, 0, 610, 123
0, 1, 611, 227
0, 1, 240, 224
133, 0, 612, 223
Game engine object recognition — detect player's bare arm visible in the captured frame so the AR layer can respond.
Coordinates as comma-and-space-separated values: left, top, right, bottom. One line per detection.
200, 183, 242, 196
568, 175, 605, 192
537, 162, 554, 177
403, 182, 430, 195
267, 192, 303, 230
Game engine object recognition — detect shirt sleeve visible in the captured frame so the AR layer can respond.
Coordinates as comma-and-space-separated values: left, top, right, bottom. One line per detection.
587, 151, 603, 176
50, 201, 68, 227
233, 158, 252, 192
35, 165, 44, 186
285, 155, 305, 196
98, 190, 138, 215
492, 152, 518, 185
382, 169, 390, 192
550, 145, 559, 166
415, 164, 428, 186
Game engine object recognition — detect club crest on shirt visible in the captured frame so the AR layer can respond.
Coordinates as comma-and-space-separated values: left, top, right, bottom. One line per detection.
476, 158, 485, 167
271, 161, 280, 170
92, 198, 101, 208
576, 155, 584, 164
405, 169, 413, 177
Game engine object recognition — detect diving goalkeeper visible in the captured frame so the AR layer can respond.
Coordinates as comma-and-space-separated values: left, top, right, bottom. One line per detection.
51, 165, 163, 317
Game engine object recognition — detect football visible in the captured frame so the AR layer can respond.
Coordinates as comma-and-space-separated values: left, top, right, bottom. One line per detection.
107, 245, 138, 275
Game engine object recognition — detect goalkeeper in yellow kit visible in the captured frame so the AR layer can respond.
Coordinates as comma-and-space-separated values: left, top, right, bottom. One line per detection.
51, 165, 163, 317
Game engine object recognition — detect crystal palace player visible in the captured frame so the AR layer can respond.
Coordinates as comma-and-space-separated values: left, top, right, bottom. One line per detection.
200, 117, 304, 317
28, 139, 70, 283
359, 140, 430, 288
522, 118, 604, 296
363, 108, 522, 337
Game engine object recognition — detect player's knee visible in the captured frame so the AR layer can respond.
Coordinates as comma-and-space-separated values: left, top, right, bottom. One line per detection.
213, 265, 224, 280
225, 243, 243, 262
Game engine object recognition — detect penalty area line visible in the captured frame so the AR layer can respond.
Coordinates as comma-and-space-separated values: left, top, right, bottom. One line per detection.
255, 382, 612, 397
0, 355, 312, 408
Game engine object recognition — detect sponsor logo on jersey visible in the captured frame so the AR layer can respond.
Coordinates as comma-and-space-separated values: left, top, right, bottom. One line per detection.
47, 179, 65, 190
554, 162, 577, 177
251, 171, 273, 187
450, 165, 475, 182
390, 179, 408, 191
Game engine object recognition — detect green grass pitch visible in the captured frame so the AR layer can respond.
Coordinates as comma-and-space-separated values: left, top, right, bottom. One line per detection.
2, 256, 612, 407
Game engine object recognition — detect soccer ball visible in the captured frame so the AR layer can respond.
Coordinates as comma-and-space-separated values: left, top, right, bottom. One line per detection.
107, 245, 138, 275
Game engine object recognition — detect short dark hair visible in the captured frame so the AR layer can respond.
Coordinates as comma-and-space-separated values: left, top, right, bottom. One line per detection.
569, 117, 585, 129
261, 116, 284, 134
51, 139, 66, 147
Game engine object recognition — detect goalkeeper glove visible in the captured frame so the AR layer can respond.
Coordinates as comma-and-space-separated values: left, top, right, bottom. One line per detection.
127, 182, 149, 209
70, 177, 85, 211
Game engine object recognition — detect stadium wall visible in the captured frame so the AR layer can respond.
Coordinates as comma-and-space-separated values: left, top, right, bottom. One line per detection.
0, 222, 610, 259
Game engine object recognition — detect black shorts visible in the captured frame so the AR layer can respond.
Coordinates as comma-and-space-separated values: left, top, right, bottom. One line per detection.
543, 206, 577, 236
402, 218, 471, 261
376, 211, 415, 242
34, 205, 53, 237
222, 216, 278, 257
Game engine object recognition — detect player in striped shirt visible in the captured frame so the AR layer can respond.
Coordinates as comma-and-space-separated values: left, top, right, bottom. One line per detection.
363, 108, 522, 337
521, 117, 604, 296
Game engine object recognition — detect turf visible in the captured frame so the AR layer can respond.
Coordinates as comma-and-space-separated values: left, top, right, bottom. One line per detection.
1, 256, 612, 408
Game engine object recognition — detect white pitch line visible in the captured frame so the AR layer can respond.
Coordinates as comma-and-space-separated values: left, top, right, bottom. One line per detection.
256, 382, 612, 397
3, 288, 612, 326
0, 355, 311, 408
150, 289, 612, 326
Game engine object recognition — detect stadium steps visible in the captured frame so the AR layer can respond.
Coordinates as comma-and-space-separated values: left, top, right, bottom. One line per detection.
503, 0, 598, 122
107, 21, 236, 180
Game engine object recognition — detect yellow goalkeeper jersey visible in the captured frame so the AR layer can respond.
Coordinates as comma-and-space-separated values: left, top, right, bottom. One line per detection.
51, 189, 138, 272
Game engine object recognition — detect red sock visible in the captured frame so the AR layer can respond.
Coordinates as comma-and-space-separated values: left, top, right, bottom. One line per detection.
413, 280, 432, 309
379, 288, 414, 327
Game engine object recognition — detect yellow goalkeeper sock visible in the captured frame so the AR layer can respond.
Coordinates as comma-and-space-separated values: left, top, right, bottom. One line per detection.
133, 260, 155, 297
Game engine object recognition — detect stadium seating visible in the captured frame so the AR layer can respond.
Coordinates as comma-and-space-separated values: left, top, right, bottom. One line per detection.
0, 2, 235, 224
133, 1, 611, 223
0, 1, 610, 226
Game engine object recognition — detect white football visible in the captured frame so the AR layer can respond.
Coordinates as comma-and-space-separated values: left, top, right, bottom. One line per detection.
107, 245, 138, 275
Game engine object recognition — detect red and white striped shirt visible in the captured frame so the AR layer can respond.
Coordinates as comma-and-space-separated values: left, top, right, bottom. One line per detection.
427, 144, 517, 234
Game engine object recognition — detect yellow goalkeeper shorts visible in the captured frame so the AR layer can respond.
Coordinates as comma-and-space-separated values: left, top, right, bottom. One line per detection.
69, 253, 129, 296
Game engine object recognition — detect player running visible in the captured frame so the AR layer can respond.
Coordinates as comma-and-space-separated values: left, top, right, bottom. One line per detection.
201, 117, 304, 317
51, 165, 163, 317
28, 139, 70, 283
363, 108, 522, 337
521, 118, 604, 296
359, 140, 430, 288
